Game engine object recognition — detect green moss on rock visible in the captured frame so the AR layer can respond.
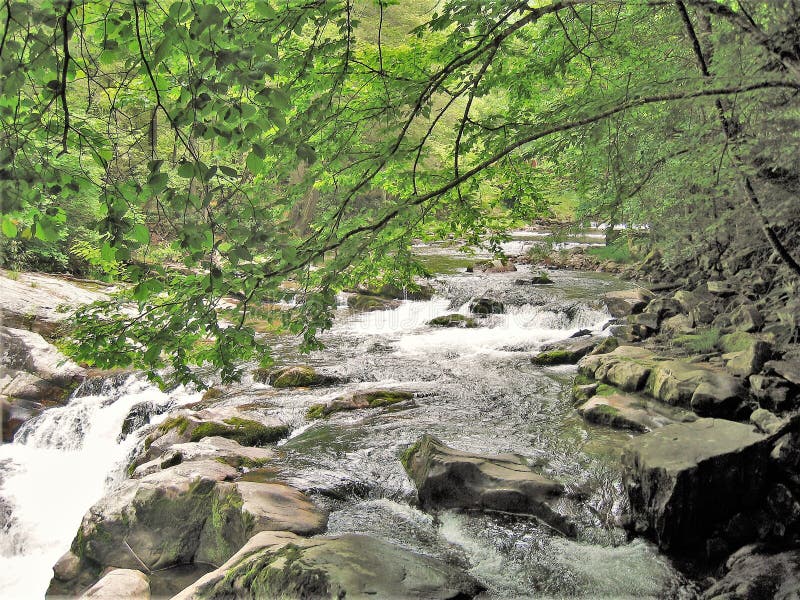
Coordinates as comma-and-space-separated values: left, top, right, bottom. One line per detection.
399, 439, 422, 473
190, 417, 289, 446
428, 314, 478, 328
532, 349, 574, 365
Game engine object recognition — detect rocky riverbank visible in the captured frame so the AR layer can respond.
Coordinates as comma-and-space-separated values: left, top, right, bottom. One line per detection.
528, 254, 800, 596
3, 251, 799, 597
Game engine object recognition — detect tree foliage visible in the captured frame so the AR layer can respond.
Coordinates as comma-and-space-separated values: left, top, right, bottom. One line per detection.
1, 0, 798, 384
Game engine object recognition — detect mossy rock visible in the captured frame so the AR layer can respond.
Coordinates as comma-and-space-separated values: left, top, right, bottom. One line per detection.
428, 314, 478, 328
190, 417, 289, 446
347, 294, 399, 312
266, 365, 336, 389
532, 349, 575, 365
591, 336, 619, 355
469, 297, 504, 315
529, 271, 554, 284
306, 389, 414, 419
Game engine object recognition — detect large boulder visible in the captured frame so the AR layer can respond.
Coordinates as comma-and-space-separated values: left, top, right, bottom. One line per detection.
531, 336, 603, 366
603, 288, 653, 317
49, 461, 327, 595
577, 388, 695, 433
78, 569, 150, 600
401, 434, 574, 536
647, 360, 746, 418
622, 419, 772, 555
0, 326, 85, 400
702, 545, 800, 600
0, 271, 108, 337
173, 531, 484, 600
579, 345, 656, 392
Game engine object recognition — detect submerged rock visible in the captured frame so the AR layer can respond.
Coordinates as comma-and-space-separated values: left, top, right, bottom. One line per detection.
531, 336, 603, 366
173, 531, 484, 600
469, 297, 505, 315
307, 389, 414, 419
262, 364, 338, 388
428, 314, 478, 328
347, 293, 400, 312
401, 434, 574, 536
622, 419, 771, 555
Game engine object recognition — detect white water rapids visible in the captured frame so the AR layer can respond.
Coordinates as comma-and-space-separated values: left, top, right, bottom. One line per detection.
0, 263, 693, 598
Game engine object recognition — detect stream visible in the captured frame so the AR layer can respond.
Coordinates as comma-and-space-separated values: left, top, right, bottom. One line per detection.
0, 235, 698, 598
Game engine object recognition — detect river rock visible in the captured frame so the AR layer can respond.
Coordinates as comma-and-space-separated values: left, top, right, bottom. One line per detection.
577, 389, 695, 433
428, 314, 478, 328
702, 545, 800, 600
347, 293, 400, 312
401, 434, 574, 536
661, 314, 693, 335
307, 389, 414, 419
627, 311, 660, 333
749, 374, 797, 412
622, 419, 771, 555
764, 359, 800, 386
647, 360, 745, 416
603, 288, 653, 317
531, 336, 603, 366
469, 259, 516, 273
1, 398, 11, 442
730, 304, 764, 332
0, 271, 108, 337
52, 461, 327, 594
133, 436, 274, 478
264, 364, 337, 388
706, 280, 736, 296
643, 297, 683, 321
173, 531, 484, 600
138, 409, 288, 466
0, 326, 85, 399
78, 569, 150, 600
723, 337, 772, 378
579, 345, 656, 392
469, 297, 504, 315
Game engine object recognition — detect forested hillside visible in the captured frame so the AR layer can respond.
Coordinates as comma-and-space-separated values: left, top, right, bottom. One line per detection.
1, 0, 798, 381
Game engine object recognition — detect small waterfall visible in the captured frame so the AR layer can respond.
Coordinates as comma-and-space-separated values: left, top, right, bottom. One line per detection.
0, 375, 200, 598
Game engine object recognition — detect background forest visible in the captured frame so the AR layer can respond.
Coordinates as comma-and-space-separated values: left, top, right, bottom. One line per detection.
0, 0, 798, 383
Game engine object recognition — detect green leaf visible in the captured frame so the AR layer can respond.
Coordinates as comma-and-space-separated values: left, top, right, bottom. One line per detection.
246, 152, 263, 173
1, 217, 18, 238
130, 224, 150, 245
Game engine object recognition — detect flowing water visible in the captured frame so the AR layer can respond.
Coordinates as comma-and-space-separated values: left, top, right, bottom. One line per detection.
0, 241, 697, 598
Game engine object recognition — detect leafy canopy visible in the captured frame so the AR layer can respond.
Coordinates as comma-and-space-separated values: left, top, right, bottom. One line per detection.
1, 0, 798, 384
